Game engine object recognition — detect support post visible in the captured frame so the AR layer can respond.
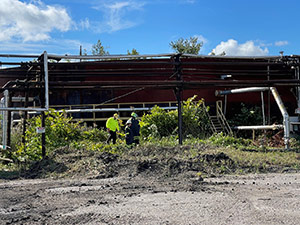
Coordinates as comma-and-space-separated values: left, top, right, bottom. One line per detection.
2, 90, 9, 149
40, 51, 48, 159
174, 54, 183, 145
41, 112, 46, 158
6, 93, 12, 148
175, 88, 183, 145
261, 91, 265, 125
22, 87, 29, 151
267, 65, 271, 125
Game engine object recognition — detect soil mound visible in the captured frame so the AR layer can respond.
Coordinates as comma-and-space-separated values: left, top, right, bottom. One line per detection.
20, 144, 237, 181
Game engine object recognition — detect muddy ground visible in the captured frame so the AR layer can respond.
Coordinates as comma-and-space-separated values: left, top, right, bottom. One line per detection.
0, 145, 300, 225
0, 172, 299, 225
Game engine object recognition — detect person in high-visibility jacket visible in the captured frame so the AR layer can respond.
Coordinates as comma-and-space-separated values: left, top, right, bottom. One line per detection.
106, 113, 120, 144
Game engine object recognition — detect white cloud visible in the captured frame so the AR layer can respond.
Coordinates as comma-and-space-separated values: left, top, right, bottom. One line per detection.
275, 41, 288, 46
0, 38, 91, 55
194, 35, 208, 44
92, 0, 145, 33
77, 18, 90, 30
211, 39, 269, 56
0, 0, 72, 42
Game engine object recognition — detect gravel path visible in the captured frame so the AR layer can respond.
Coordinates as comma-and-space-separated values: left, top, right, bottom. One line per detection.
0, 173, 299, 225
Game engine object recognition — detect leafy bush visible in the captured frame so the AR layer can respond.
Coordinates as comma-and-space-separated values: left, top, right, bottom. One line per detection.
81, 127, 108, 142
228, 103, 264, 138
140, 106, 177, 139
140, 96, 211, 139
228, 103, 263, 127
12, 109, 82, 162
182, 96, 211, 137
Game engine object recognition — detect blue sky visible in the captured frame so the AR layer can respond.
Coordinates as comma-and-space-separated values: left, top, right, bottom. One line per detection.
0, 0, 299, 56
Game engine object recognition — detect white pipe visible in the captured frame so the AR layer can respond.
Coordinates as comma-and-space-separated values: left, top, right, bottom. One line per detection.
216, 87, 270, 96
58, 106, 177, 113
234, 125, 283, 130
0, 107, 47, 111
217, 86, 290, 149
1, 97, 34, 103
270, 87, 290, 149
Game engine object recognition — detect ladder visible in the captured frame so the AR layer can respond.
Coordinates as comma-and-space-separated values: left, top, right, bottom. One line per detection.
208, 101, 233, 135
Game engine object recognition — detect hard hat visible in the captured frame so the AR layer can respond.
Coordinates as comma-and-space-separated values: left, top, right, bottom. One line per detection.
131, 112, 138, 118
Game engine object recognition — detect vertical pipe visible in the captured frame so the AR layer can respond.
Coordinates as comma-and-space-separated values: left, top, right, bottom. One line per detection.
267, 65, 271, 125
261, 92, 265, 125
270, 87, 290, 149
43, 51, 49, 110
175, 88, 183, 145
41, 52, 48, 158
174, 54, 183, 145
6, 94, 12, 148
296, 66, 300, 110
22, 87, 29, 151
80, 45, 82, 63
2, 90, 8, 149
224, 95, 227, 115
41, 112, 46, 158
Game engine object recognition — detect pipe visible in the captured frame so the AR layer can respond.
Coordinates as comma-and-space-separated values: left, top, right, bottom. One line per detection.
1, 90, 8, 150
216, 87, 270, 96
0, 54, 40, 58
0, 107, 47, 111
234, 125, 283, 130
43, 51, 49, 110
261, 92, 266, 125
58, 106, 177, 114
47, 53, 176, 60
270, 87, 290, 149
216, 86, 290, 149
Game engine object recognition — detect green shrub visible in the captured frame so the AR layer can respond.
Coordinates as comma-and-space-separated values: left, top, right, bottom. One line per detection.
228, 103, 263, 126
140, 95, 211, 140
81, 127, 108, 142
13, 109, 82, 162
140, 106, 177, 138
182, 96, 211, 138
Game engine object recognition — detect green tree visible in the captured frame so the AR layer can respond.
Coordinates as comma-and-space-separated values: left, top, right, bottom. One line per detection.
92, 40, 109, 55
127, 48, 139, 55
210, 51, 226, 56
169, 37, 203, 54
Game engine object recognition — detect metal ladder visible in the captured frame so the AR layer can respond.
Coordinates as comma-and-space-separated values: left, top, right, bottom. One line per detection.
208, 101, 233, 135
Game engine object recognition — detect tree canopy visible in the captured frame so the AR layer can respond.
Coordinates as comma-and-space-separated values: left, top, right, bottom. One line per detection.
169, 37, 203, 55
127, 48, 139, 55
92, 40, 109, 55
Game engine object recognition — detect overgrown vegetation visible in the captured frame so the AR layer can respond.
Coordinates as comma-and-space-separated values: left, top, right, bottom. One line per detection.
0, 97, 299, 179
140, 96, 211, 139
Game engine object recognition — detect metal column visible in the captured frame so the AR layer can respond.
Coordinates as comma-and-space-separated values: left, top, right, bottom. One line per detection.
174, 54, 183, 145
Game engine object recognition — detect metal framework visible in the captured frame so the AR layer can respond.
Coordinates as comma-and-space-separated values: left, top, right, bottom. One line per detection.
1, 52, 300, 154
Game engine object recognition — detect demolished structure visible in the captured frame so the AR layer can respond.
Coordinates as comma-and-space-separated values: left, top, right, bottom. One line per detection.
1, 52, 300, 151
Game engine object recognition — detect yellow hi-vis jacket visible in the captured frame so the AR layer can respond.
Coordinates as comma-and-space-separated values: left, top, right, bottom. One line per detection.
106, 117, 120, 132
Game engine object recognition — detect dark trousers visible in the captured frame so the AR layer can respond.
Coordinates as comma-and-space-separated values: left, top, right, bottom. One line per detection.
133, 136, 140, 144
107, 130, 117, 144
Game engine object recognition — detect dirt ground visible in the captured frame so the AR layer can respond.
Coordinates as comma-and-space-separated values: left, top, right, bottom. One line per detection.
0, 172, 299, 225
